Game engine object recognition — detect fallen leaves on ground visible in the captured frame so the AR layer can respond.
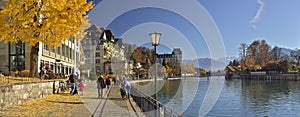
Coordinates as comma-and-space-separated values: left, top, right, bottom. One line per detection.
0, 91, 91, 117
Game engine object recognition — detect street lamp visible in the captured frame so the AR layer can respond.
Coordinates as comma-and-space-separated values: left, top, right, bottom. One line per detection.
149, 32, 161, 117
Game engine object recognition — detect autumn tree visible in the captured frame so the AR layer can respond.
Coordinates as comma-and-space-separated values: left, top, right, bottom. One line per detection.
0, 0, 93, 77
239, 43, 248, 67
258, 40, 270, 67
246, 40, 270, 68
247, 40, 260, 60
245, 57, 255, 69
164, 65, 172, 77
166, 60, 181, 77
182, 64, 195, 74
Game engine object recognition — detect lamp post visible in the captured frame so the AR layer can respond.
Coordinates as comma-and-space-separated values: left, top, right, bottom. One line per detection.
149, 32, 161, 117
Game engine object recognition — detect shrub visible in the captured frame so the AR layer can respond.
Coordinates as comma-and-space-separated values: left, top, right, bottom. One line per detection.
20, 70, 30, 77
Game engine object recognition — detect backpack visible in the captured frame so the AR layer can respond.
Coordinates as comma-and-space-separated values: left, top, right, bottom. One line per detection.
98, 77, 106, 88
105, 78, 111, 85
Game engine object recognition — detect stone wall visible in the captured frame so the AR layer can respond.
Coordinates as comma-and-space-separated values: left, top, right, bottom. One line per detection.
0, 81, 60, 108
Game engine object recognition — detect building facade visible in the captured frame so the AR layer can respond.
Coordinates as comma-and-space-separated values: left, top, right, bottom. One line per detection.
156, 48, 182, 77
81, 24, 129, 75
0, 39, 82, 76
81, 24, 104, 73
156, 48, 182, 65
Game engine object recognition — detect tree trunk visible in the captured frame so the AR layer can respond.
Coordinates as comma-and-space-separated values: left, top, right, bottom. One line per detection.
30, 43, 39, 78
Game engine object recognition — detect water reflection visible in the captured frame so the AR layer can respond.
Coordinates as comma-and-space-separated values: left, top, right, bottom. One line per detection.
135, 77, 300, 116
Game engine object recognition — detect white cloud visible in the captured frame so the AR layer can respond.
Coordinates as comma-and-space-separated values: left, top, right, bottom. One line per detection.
250, 0, 264, 28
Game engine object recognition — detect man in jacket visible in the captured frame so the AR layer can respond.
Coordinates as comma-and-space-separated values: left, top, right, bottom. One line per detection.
96, 75, 106, 98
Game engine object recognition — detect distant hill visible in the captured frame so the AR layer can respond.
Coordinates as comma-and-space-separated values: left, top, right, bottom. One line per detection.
279, 47, 292, 57
183, 57, 229, 71
217, 56, 238, 65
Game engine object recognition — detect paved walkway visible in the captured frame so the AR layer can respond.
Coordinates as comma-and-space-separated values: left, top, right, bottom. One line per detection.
1, 80, 145, 117
80, 81, 145, 117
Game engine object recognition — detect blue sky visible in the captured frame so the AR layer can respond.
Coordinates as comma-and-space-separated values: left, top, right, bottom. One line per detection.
88, 0, 300, 60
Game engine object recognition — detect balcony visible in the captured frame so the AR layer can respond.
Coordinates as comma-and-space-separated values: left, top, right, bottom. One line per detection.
50, 52, 55, 58
55, 54, 61, 59
42, 49, 50, 56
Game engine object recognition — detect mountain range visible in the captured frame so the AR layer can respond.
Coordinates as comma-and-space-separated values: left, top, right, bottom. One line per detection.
182, 56, 237, 71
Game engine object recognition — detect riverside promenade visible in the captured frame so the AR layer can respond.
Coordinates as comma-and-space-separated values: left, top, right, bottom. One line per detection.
0, 80, 145, 117
82, 80, 145, 117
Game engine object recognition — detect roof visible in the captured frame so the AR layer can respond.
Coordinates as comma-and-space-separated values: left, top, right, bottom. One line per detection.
100, 30, 114, 41
227, 66, 236, 72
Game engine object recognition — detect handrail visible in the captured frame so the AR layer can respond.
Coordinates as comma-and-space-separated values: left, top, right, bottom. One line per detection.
131, 86, 183, 117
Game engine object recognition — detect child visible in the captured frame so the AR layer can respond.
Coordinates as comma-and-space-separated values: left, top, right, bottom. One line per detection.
78, 80, 85, 96
120, 87, 127, 100
120, 82, 127, 100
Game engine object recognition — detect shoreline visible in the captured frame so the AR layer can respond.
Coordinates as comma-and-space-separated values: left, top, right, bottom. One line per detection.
227, 74, 300, 81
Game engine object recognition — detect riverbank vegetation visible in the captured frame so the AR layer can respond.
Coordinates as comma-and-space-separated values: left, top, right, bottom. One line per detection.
228, 39, 300, 74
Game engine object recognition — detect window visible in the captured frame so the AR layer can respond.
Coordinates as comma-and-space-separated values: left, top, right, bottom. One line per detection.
95, 52, 100, 57
56, 46, 61, 54
49, 46, 54, 52
62, 44, 65, 56
69, 47, 72, 59
70, 38, 74, 43
44, 44, 49, 50
96, 59, 100, 64
86, 60, 91, 64
96, 45, 100, 50
9, 41, 25, 71
95, 34, 101, 38
66, 46, 69, 58
96, 66, 101, 73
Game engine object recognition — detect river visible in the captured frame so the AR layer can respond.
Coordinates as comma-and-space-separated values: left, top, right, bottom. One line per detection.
133, 76, 300, 116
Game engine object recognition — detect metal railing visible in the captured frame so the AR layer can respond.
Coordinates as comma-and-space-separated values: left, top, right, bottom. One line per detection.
131, 86, 183, 117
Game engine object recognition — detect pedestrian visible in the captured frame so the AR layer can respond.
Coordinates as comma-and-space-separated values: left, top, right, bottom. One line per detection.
124, 78, 131, 99
116, 76, 121, 86
96, 75, 106, 99
39, 64, 45, 78
67, 73, 77, 95
105, 76, 111, 89
78, 80, 84, 96
120, 86, 126, 100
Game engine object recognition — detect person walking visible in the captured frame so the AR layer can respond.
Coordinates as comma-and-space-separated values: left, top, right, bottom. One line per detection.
67, 73, 77, 95
105, 76, 111, 89
78, 80, 85, 96
96, 75, 106, 99
112, 76, 116, 84
124, 78, 131, 99
116, 76, 121, 86
39, 64, 45, 78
